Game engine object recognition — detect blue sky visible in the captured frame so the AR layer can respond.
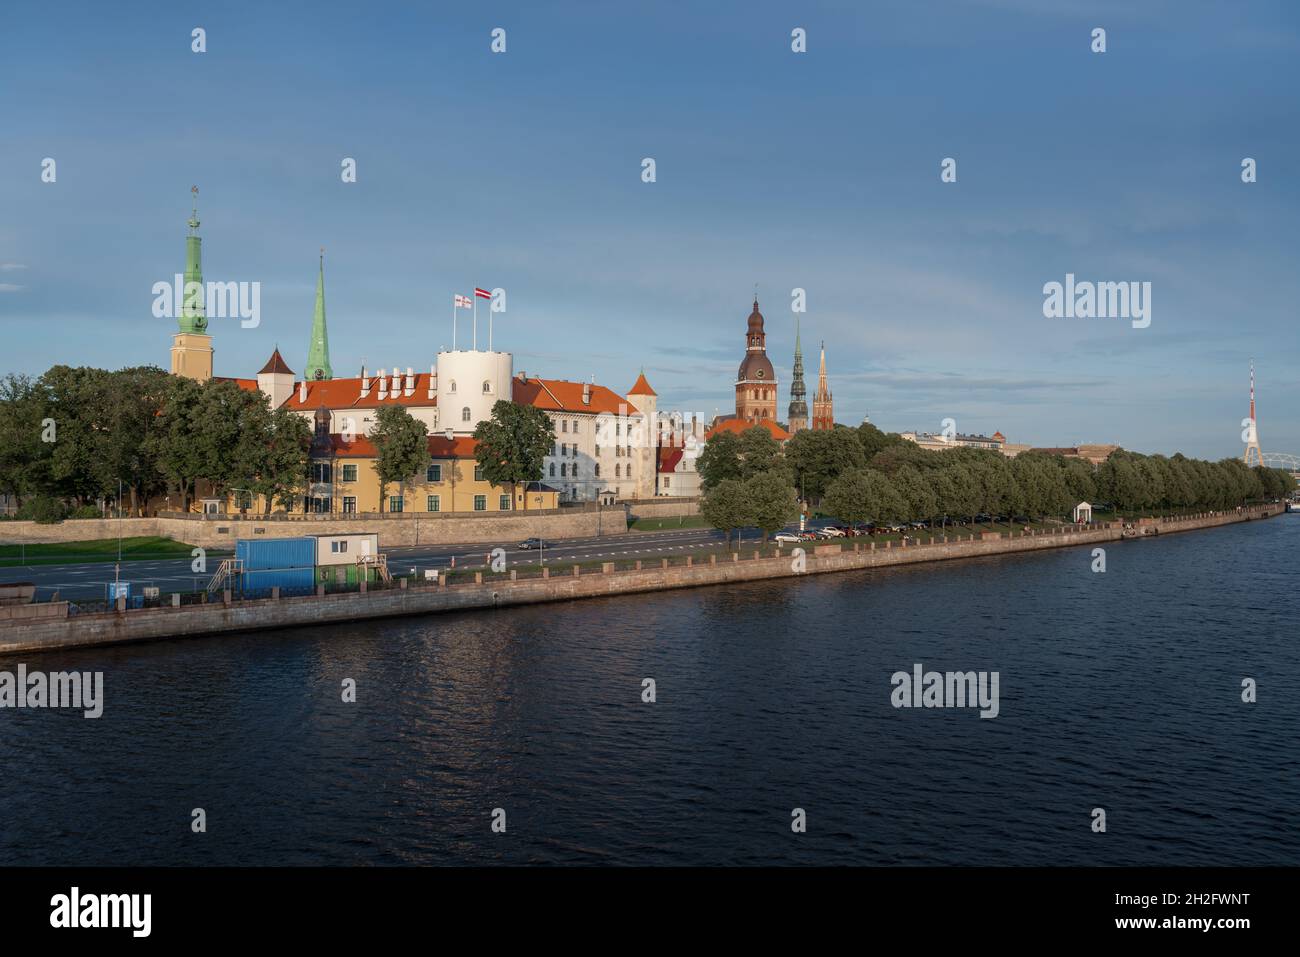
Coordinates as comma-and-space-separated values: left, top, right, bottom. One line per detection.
2, 0, 1297, 459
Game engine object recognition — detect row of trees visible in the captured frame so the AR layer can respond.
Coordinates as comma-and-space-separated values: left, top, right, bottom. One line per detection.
0, 366, 311, 518
698, 424, 1296, 541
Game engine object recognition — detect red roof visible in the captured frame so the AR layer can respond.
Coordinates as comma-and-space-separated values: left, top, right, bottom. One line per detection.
258, 348, 294, 375
511, 377, 630, 415
628, 371, 657, 396
657, 447, 684, 472
320, 433, 479, 459
212, 376, 260, 392
705, 418, 790, 442
282, 374, 437, 411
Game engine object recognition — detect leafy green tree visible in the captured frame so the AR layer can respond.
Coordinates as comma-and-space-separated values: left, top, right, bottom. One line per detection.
370, 405, 429, 512
737, 426, 785, 479
697, 430, 743, 491
824, 468, 907, 527
856, 422, 907, 459
0, 373, 50, 508
892, 465, 937, 522
700, 477, 749, 548
147, 375, 206, 512
250, 406, 313, 514
785, 426, 866, 501
473, 399, 555, 509
744, 469, 799, 543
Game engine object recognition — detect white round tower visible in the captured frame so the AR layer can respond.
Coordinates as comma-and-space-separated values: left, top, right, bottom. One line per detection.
436, 349, 514, 435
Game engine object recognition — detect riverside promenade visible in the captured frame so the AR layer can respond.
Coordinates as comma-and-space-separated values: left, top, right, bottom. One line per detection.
0, 505, 1283, 655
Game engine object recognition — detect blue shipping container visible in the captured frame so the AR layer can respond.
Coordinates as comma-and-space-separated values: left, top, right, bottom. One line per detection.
238, 566, 315, 598
235, 537, 317, 571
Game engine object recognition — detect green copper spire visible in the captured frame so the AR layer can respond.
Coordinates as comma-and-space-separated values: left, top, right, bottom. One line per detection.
179, 186, 207, 334
304, 248, 333, 381
787, 315, 808, 429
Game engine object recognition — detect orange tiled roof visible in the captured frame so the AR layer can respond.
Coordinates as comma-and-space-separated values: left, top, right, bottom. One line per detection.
212, 376, 260, 392
282, 374, 437, 411
511, 377, 630, 415
705, 417, 790, 442
320, 433, 479, 459
628, 371, 657, 396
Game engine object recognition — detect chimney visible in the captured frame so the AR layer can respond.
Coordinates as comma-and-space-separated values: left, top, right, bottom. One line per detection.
390, 367, 400, 395
359, 365, 370, 398
298, 381, 307, 403
377, 368, 388, 400
427, 364, 435, 399
405, 367, 415, 397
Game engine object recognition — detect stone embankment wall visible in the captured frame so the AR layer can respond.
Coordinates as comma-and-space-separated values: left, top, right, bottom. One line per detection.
0, 505, 1281, 656
0, 506, 626, 548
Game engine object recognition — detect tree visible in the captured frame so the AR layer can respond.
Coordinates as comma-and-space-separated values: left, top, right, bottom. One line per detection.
697, 430, 743, 491
0, 373, 50, 508
473, 400, 555, 509
785, 426, 866, 501
700, 478, 749, 548
737, 426, 785, 479
250, 406, 313, 514
892, 465, 937, 523
856, 422, 906, 459
745, 469, 799, 543
147, 375, 206, 512
370, 406, 429, 512
824, 469, 907, 527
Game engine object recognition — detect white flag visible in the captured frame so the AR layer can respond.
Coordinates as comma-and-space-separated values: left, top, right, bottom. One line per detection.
454, 294, 472, 309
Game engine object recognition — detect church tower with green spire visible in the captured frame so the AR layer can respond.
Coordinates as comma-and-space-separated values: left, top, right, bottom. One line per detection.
170, 186, 214, 382
787, 317, 808, 433
303, 249, 333, 381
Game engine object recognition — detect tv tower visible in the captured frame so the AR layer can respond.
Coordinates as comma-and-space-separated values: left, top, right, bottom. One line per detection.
1243, 360, 1263, 467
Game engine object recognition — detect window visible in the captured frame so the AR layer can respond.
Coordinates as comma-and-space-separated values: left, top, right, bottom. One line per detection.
595, 444, 601, 457
342, 464, 358, 483
389, 495, 404, 513
572, 463, 579, 477
449, 380, 457, 393
342, 496, 356, 514
426, 463, 442, 483
427, 495, 440, 512
562, 420, 568, 433
550, 442, 557, 456
331, 540, 348, 554
549, 463, 556, 477
616, 423, 621, 436
615, 465, 621, 478
560, 464, 567, 478
482, 380, 491, 393
462, 406, 471, 422
474, 465, 484, 481
594, 464, 601, 477
308, 496, 331, 513
572, 420, 579, 434
473, 495, 486, 511
663, 476, 671, 488
311, 462, 331, 483
499, 495, 510, 511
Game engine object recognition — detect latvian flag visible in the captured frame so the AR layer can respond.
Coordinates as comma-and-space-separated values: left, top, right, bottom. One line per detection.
454, 294, 472, 308
474, 287, 492, 299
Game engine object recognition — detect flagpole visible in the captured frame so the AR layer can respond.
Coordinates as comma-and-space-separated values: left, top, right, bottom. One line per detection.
473, 295, 478, 351
452, 295, 457, 350
489, 295, 493, 352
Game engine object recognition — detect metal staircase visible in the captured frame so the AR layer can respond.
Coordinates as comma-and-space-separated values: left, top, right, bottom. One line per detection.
207, 558, 243, 593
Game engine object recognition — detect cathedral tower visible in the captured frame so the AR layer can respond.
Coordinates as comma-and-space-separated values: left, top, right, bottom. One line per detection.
786, 318, 808, 433
735, 298, 777, 423
169, 186, 214, 382
303, 249, 333, 381
811, 341, 834, 430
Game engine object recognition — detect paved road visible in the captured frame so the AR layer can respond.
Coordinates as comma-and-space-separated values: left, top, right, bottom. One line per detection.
4, 527, 785, 601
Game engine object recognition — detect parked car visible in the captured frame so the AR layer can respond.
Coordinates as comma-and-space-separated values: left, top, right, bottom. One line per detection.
820, 526, 847, 537
774, 532, 802, 544
517, 538, 546, 550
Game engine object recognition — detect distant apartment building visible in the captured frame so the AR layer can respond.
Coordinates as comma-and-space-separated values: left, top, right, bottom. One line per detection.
900, 430, 1007, 452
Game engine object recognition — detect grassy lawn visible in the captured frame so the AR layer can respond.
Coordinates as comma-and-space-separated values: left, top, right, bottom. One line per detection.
629, 515, 712, 532
0, 536, 204, 566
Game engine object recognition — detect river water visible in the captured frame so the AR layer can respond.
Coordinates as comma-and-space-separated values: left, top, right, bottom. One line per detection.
2, 515, 1296, 866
